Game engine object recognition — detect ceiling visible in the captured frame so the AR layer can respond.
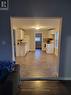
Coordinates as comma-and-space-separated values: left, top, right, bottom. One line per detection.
11, 17, 61, 31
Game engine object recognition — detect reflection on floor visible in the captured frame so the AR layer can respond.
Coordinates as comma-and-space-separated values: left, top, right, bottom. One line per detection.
16, 49, 58, 79
19, 81, 71, 95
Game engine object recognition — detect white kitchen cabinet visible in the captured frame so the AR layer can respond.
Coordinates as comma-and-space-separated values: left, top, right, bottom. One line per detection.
46, 42, 54, 54
16, 44, 25, 56
16, 42, 29, 56
15, 33, 30, 56
15, 29, 24, 40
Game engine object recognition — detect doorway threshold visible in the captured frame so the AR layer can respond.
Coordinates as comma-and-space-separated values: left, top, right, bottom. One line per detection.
20, 77, 59, 81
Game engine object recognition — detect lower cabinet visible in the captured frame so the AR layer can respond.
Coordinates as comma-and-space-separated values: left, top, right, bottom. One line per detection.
46, 43, 54, 54
16, 43, 29, 56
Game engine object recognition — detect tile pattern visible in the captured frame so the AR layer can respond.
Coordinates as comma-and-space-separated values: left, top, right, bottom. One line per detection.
16, 49, 58, 79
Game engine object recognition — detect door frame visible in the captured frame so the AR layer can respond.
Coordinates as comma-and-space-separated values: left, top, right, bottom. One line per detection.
34, 32, 42, 50
10, 17, 62, 79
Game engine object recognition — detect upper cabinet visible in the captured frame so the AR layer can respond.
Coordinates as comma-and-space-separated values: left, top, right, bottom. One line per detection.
20, 29, 24, 39
15, 28, 24, 40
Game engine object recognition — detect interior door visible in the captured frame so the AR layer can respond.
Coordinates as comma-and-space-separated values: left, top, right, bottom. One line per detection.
35, 33, 42, 49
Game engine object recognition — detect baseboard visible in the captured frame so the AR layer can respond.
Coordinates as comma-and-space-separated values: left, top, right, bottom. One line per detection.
20, 77, 59, 81
58, 77, 71, 80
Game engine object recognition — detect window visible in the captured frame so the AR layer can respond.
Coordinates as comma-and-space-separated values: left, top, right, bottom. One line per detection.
35, 37, 40, 42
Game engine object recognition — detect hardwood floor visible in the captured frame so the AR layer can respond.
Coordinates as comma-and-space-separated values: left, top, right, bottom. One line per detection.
16, 49, 58, 79
19, 80, 71, 95
16, 50, 71, 95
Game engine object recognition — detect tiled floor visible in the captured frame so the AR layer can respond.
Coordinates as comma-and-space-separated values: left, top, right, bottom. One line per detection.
16, 49, 58, 79
19, 80, 71, 95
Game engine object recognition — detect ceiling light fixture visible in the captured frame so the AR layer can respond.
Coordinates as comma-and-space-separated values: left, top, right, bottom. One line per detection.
35, 27, 40, 30
35, 25, 40, 30
32, 25, 40, 30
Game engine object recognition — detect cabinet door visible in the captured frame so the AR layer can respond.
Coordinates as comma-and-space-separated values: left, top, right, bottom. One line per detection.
20, 29, 24, 39
16, 29, 24, 40
46, 44, 54, 54
15, 30, 20, 40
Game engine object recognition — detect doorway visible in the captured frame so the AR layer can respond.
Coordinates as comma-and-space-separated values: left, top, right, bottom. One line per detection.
10, 17, 62, 80
35, 33, 42, 50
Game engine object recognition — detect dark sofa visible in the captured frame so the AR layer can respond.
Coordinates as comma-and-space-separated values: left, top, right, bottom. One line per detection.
0, 64, 20, 95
